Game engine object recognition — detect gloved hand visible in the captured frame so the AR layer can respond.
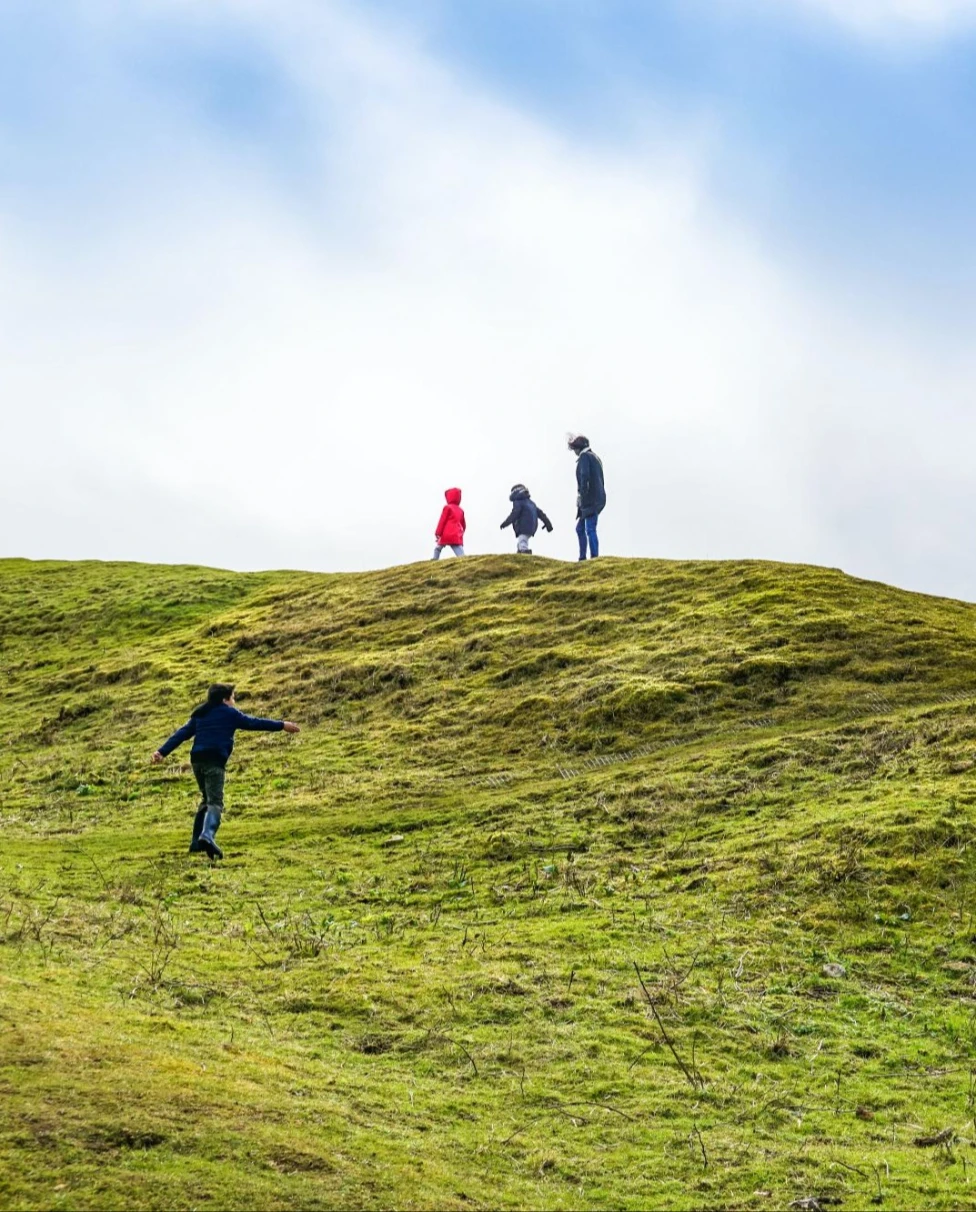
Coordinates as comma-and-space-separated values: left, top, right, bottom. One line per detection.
545, 523, 554, 532
499, 522, 507, 530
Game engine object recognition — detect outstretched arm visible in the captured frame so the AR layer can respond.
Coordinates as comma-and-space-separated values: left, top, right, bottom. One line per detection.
234, 711, 286, 732
499, 507, 516, 530
537, 508, 554, 532
232, 709, 301, 734
152, 719, 195, 764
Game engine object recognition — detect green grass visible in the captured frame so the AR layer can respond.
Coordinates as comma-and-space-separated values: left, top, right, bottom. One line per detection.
3, 554, 976, 1210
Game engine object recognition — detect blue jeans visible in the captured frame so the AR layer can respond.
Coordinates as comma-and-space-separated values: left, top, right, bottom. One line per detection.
576, 515, 599, 559
433, 545, 465, 559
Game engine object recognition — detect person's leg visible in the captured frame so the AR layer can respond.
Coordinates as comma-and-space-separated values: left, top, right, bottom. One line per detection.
198, 763, 226, 860
451, 545, 465, 557
433, 545, 444, 560
517, 534, 531, 554
586, 515, 599, 558
190, 808, 207, 851
189, 763, 208, 852
576, 517, 587, 560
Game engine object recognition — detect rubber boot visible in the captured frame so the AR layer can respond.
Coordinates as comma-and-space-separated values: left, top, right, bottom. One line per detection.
199, 808, 224, 860
188, 807, 207, 853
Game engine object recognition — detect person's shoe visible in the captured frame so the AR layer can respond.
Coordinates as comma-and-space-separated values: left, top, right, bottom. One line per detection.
189, 807, 207, 852
200, 836, 223, 860
199, 808, 223, 859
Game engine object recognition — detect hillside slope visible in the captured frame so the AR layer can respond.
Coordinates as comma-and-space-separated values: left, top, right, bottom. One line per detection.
2, 556, 976, 1210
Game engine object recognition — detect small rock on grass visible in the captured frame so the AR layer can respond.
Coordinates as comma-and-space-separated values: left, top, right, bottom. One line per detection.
822, 962, 846, 979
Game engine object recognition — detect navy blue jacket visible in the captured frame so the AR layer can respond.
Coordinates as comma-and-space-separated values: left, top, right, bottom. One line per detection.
501, 489, 553, 538
576, 449, 606, 518
158, 703, 284, 766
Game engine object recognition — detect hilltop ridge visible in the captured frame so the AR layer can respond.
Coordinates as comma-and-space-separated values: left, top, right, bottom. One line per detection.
2, 556, 976, 1210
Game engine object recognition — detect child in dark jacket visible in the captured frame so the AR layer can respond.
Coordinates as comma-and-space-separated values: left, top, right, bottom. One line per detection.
434, 487, 466, 559
500, 484, 553, 554
151, 683, 300, 859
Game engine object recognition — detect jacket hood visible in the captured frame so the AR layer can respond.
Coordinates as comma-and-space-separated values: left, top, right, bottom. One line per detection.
509, 484, 530, 502
445, 487, 462, 506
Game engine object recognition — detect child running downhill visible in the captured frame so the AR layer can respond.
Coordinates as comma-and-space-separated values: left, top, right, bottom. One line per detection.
433, 487, 466, 559
151, 683, 300, 860
500, 484, 553, 554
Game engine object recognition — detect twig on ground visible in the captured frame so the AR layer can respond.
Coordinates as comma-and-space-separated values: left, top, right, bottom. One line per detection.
914, 1127, 954, 1147
830, 1157, 868, 1178
662, 944, 702, 996
557, 1100, 636, 1122
692, 1123, 708, 1168
501, 1107, 589, 1145
633, 961, 703, 1090
241, 935, 277, 968
255, 901, 277, 937
627, 1040, 657, 1072
442, 1035, 478, 1077
68, 846, 110, 889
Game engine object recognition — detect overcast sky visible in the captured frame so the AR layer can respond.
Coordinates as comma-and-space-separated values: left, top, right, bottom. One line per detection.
2, 0, 976, 597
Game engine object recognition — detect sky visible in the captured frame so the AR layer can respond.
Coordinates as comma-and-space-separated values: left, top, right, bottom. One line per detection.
2, 0, 976, 597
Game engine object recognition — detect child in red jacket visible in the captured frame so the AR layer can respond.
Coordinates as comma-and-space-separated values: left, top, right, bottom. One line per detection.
433, 487, 466, 559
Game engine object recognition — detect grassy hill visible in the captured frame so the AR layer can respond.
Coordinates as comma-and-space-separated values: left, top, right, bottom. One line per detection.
2, 554, 976, 1210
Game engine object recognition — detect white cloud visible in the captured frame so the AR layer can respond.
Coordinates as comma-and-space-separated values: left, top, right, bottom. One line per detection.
762, 0, 976, 38
3, 0, 976, 597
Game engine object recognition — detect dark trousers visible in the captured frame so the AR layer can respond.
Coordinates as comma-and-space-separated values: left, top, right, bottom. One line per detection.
576, 515, 599, 559
191, 759, 225, 847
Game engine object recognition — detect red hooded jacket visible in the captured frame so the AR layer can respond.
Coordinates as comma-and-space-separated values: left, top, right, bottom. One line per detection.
436, 488, 466, 546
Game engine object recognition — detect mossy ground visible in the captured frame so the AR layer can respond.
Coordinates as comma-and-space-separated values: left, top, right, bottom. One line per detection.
2, 555, 976, 1210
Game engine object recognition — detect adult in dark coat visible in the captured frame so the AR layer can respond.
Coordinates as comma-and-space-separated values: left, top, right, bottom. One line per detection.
568, 434, 606, 560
